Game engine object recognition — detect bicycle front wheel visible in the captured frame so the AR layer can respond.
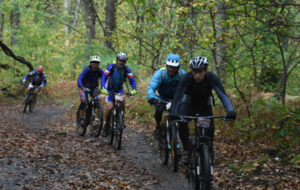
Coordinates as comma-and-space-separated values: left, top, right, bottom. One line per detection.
107, 115, 114, 145
200, 144, 211, 190
159, 121, 169, 165
115, 113, 123, 149
76, 105, 86, 136
170, 123, 178, 172
29, 95, 34, 112
188, 137, 197, 190
90, 103, 104, 137
23, 93, 30, 113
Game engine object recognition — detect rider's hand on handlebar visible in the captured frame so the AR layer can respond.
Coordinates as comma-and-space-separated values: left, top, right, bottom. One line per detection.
169, 111, 180, 120
101, 87, 108, 95
225, 111, 236, 120
22, 81, 26, 85
130, 89, 137, 95
148, 98, 158, 105
37, 85, 42, 89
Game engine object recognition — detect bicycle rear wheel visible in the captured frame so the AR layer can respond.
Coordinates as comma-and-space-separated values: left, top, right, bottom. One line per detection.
159, 121, 169, 165
115, 113, 123, 149
90, 103, 104, 137
76, 105, 86, 136
200, 144, 211, 190
170, 123, 178, 172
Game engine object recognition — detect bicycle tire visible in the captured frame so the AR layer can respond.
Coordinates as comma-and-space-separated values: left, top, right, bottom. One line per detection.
188, 137, 197, 190
115, 113, 123, 149
200, 145, 211, 190
159, 121, 169, 165
107, 114, 114, 145
29, 95, 34, 112
90, 103, 104, 137
170, 123, 178, 172
76, 105, 87, 136
23, 93, 29, 113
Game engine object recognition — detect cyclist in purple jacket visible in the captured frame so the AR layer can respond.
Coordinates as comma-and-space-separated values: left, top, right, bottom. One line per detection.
77, 56, 104, 126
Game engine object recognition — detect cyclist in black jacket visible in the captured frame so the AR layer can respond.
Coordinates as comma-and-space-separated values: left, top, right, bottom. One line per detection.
169, 56, 236, 169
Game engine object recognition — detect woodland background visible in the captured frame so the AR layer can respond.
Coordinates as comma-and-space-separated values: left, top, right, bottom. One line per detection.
0, 0, 300, 159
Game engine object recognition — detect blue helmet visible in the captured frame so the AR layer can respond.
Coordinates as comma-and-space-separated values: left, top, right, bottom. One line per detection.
166, 54, 181, 67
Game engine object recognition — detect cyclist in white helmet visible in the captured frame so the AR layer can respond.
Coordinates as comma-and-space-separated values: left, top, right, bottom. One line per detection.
147, 54, 186, 139
77, 55, 104, 126
169, 56, 236, 182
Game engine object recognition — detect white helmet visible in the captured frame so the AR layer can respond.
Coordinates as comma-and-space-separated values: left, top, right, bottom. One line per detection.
189, 56, 208, 69
166, 54, 181, 67
90, 55, 101, 63
116, 52, 128, 61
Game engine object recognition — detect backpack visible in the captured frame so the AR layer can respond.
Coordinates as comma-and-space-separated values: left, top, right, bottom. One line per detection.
108, 64, 129, 90
160, 67, 182, 83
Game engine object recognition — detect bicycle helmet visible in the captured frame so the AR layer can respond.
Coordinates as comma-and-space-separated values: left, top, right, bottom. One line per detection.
116, 52, 128, 61
166, 54, 181, 67
90, 55, 101, 63
189, 56, 208, 69
37, 66, 44, 72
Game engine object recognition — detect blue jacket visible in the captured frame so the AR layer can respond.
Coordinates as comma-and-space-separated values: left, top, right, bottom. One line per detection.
23, 71, 47, 87
101, 64, 137, 92
147, 68, 186, 101
77, 66, 104, 89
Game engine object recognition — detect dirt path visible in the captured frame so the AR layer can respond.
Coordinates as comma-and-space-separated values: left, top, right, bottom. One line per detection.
0, 105, 187, 189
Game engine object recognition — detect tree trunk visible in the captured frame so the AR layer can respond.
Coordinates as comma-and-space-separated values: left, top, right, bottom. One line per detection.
83, 0, 96, 57
73, 0, 81, 28
104, 0, 117, 50
65, 0, 69, 34
10, 6, 20, 47
0, 10, 4, 39
211, 0, 227, 81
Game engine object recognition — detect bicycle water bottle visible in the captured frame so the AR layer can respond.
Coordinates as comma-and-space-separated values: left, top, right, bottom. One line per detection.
167, 130, 171, 149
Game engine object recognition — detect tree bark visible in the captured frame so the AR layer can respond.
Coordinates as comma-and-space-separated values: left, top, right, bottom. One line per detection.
0, 10, 4, 39
10, 6, 20, 47
211, 0, 228, 81
104, 0, 117, 50
73, 0, 81, 28
83, 0, 96, 47
65, 0, 69, 34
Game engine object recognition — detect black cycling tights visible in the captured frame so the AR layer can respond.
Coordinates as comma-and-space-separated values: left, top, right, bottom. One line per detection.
177, 102, 215, 166
154, 104, 165, 127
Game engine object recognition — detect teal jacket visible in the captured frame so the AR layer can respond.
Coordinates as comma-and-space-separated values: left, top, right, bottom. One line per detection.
147, 68, 186, 101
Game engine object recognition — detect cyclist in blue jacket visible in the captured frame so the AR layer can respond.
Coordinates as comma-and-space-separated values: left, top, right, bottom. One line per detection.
22, 65, 47, 109
77, 55, 104, 126
147, 54, 186, 139
101, 52, 137, 137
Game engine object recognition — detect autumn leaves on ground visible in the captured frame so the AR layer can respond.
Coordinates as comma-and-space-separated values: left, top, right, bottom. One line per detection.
0, 81, 300, 190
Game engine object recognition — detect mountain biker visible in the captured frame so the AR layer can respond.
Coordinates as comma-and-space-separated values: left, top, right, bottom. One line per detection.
101, 52, 137, 137
77, 55, 104, 126
147, 54, 186, 139
22, 66, 47, 108
169, 56, 236, 175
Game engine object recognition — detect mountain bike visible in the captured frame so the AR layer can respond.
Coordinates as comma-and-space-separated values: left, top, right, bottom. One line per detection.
23, 84, 38, 113
150, 101, 181, 172
106, 92, 131, 149
76, 89, 104, 137
174, 115, 229, 190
